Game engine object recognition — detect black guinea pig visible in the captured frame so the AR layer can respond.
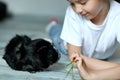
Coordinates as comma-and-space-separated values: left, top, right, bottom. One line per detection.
3, 35, 60, 72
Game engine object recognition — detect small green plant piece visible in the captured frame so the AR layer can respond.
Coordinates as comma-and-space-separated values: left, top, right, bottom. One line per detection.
64, 62, 87, 80
65, 61, 75, 80
66, 61, 73, 66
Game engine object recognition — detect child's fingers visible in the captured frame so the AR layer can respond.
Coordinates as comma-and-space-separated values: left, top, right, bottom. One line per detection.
76, 56, 82, 65
70, 52, 82, 68
76, 57, 88, 78
73, 52, 81, 62
73, 62, 77, 68
73, 55, 82, 68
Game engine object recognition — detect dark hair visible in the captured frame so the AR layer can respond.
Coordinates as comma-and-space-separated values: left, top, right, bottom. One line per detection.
115, 0, 120, 3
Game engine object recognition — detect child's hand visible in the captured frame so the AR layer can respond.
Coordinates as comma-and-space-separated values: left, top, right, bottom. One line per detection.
70, 52, 80, 68
69, 50, 81, 62
76, 56, 89, 80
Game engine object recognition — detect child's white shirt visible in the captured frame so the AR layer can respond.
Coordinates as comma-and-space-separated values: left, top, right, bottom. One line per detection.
61, 0, 120, 59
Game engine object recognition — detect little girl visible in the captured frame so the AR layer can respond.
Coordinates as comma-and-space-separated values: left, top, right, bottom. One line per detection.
47, 0, 120, 62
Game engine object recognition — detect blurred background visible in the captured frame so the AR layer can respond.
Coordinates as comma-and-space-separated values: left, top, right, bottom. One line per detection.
0, 0, 69, 48
0, 0, 69, 23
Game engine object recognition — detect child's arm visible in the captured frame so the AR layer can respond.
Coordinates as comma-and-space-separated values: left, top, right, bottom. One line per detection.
67, 43, 82, 62
94, 66, 120, 80
76, 55, 120, 80
82, 55, 120, 70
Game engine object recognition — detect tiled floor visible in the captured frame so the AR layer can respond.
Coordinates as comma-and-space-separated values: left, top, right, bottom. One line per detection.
0, 15, 120, 80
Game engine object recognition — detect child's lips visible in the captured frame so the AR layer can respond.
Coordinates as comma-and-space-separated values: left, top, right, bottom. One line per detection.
82, 13, 87, 16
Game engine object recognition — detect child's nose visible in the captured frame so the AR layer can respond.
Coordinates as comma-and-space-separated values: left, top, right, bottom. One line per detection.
74, 7, 83, 14
74, 4, 83, 14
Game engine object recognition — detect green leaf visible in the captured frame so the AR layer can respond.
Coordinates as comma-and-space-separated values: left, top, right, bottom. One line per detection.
65, 62, 76, 80
65, 62, 87, 80
66, 61, 73, 66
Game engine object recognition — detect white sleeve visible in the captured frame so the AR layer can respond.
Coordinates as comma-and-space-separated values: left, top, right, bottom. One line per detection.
116, 22, 120, 43
60, 6, 83, 46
